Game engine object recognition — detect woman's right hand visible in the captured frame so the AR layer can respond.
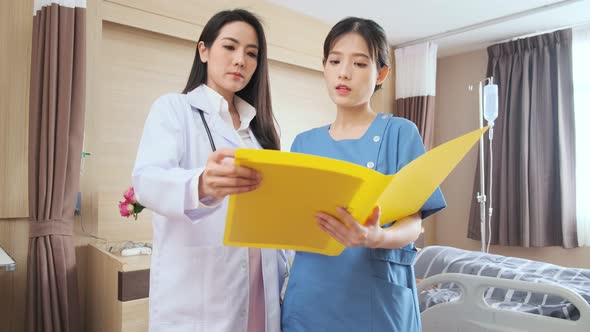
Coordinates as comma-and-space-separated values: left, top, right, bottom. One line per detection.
198, 148, 262, 200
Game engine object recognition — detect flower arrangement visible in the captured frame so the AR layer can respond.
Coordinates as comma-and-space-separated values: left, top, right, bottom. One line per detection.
118, 187, 145, 220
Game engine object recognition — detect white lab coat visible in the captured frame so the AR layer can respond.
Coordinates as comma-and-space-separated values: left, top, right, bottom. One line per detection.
132, 85, 288, 332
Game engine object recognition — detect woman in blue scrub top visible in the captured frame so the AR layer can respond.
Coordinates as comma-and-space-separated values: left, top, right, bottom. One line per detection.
281, 17, 446, 332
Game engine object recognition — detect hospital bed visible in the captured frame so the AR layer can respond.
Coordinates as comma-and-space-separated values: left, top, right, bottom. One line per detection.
414, 246, 590, 332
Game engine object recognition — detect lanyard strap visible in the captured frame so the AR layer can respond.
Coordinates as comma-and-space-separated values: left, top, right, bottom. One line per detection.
197, 108, 217, 152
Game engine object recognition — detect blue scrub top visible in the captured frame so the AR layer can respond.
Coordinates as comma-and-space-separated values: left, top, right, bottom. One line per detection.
281, 114, 446, 332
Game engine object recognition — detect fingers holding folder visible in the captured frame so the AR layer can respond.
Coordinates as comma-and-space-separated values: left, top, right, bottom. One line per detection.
316, 206, 382, 248
199, 148, 263, 199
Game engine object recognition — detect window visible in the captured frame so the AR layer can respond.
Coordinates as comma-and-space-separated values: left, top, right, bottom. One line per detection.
573, 26, 590, 246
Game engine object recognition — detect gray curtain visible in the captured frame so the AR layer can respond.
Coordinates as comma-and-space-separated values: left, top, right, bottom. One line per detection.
26, 3, 86, 331
396, 96, 436, 248
396, 96, 436, 150
468, 29, 577, 248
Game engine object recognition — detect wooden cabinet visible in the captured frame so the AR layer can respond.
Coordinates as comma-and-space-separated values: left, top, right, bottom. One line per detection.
86, 244, 151, 332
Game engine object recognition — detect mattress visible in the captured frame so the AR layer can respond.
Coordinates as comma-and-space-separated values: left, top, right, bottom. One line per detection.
414, 246, 590, 320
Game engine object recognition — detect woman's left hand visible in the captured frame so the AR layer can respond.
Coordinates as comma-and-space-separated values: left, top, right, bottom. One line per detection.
316, 206, 383, 248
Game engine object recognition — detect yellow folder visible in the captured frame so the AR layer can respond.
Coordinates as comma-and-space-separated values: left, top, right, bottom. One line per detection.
224, 126, 488, 256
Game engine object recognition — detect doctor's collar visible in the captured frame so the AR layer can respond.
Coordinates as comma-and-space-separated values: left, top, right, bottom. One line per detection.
187, 84, 256, 123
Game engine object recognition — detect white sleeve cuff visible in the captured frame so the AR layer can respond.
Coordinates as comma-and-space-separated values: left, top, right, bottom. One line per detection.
186, 172, 223, 209
198, 196, 223, 208
185, 173, 201, 210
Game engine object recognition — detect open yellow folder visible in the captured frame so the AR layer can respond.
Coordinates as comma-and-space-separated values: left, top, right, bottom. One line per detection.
224, 126, 488, 256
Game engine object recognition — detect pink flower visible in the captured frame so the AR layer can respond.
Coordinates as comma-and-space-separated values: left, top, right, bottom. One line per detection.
118, 200, 131, 217
118, 186, 145, 220
123, 187, 136, 203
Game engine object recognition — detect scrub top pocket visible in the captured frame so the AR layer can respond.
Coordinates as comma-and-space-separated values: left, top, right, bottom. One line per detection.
369, 247, 417, 287
371, 277, 420, 332
369, 247, 421, 332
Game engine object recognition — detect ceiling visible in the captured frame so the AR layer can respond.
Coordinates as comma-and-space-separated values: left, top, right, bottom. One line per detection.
269, 0, 590, 57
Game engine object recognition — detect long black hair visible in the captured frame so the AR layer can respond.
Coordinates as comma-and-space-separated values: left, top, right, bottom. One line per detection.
182, 9, 280, 150
323, 17, 390, 91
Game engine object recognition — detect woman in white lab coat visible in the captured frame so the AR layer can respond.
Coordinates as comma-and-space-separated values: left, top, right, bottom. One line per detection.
132, 9, 287, 332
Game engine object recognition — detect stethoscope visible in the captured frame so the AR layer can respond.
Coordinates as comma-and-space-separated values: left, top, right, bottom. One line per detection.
196, 108, 217, 152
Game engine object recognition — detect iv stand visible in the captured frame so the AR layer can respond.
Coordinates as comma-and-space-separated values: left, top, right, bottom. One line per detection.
469, 77, 494, 253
